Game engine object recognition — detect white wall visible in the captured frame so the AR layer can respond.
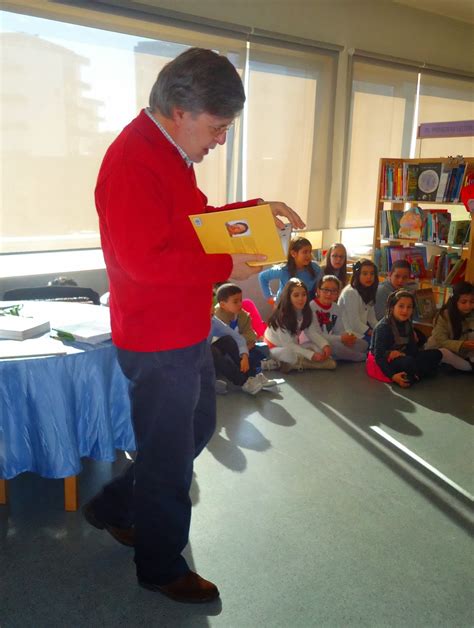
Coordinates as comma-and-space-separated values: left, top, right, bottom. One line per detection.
140, 0, 473, 73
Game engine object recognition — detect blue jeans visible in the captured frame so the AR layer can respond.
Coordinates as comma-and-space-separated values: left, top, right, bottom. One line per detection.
94, 340, 216, 584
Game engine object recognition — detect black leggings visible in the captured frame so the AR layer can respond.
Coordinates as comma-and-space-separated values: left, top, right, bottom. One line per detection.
390, 349, 442, 384
211, 336, 248, 386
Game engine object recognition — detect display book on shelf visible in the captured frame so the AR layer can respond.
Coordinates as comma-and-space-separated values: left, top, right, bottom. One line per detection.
373, 156, 474, 323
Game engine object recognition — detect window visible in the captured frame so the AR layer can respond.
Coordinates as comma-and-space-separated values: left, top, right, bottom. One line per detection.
0, 8, 246, 253
1, 6, 338, 254
341, 54, 473, 255
416, 72, 474, 157
341, 56, 418, 229
245, 39, 337, 229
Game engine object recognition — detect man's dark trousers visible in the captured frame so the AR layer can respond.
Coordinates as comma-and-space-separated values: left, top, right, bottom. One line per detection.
92, 339, 216, 584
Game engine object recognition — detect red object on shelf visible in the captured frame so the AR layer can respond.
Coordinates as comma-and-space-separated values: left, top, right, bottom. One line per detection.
460, 182, 474, 213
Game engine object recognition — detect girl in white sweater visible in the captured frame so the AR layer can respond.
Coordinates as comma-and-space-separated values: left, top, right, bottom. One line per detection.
338, 259, 378, 349
264, 278, 336, 373
311, 275, 367, 361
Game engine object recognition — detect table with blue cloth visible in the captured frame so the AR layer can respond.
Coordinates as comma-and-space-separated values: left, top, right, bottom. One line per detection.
0, 301, 135, 510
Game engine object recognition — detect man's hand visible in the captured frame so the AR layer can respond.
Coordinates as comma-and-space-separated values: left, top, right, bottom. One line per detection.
240, 354, 250, 373
229, 254, 267, 280
257, 199, 306, 230
311, 351, 326, 362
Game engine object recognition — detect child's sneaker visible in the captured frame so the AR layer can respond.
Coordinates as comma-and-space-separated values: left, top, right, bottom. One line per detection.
215, 379, 228, 395
242, 376, 264, 395
256, 372, 278, 389
261, 358, 280, 371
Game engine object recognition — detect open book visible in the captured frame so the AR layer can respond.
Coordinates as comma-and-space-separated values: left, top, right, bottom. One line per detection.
189, 203, 291, 266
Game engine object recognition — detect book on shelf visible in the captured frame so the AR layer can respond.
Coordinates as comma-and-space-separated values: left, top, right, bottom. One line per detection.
435, 163, 453, 202
0, 314, 50, 340
421, 208, 450, 243
462, 162, 474, 188
447, 220, 471, 245
416, 163, 442, 202
432, 251, 463, 284
189, 203, 290, 266
435, 212, 451, 244
380, 158, 472, 202
405, 163, 419, 201
414, 288, 437, 323
380, 210, 404, 239
450, 163, 466, 203
398, 206, 423, 240
51, 320, 111, 345
444, 258, 467, 286
404, 252, 426, 278
386, 245, 428, 278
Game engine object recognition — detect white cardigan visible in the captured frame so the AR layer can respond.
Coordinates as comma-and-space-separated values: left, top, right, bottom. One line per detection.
264, 317, 328, 360
338, 285, 377, 338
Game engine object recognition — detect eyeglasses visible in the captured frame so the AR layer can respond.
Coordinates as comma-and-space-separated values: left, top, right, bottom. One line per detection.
320, 288, 339, 294
209, 122, 234, 137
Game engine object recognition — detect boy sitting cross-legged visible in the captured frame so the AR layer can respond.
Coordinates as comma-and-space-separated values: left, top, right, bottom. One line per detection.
214, 283, 278, 392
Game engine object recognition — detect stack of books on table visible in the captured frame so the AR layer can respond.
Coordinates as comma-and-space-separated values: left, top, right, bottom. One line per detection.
51, 320, 111, 345
0, 314, 50, 340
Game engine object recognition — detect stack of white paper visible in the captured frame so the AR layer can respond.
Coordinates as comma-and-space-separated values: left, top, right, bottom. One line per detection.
52, 320, 111, 345
0, 315, 50, 340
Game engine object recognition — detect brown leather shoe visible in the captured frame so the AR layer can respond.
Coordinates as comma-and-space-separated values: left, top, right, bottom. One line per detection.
139, 571, 220, 603
82, 499, 134, 547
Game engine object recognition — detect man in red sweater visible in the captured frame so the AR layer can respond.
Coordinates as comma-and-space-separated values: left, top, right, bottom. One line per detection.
86, 47, 304, 603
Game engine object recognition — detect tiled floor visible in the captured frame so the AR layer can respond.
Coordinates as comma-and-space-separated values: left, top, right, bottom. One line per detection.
1, 363, 472, 627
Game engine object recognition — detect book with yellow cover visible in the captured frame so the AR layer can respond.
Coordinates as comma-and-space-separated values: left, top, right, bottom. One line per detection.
189, 204, 289, 266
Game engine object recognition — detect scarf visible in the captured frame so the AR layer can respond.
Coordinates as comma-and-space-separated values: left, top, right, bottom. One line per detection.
389, 317, 412, 351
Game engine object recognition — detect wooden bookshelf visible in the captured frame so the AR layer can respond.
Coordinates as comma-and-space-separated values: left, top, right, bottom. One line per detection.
373, 157, 474, 293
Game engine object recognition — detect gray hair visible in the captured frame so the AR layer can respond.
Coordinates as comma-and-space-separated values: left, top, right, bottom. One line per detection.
149, 47, 245, 118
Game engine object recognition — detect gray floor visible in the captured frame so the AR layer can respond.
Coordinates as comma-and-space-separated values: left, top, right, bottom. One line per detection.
1, 363, 473, 628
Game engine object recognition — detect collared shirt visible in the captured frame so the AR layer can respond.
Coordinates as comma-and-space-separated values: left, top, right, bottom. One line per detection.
145, 107, 192, 167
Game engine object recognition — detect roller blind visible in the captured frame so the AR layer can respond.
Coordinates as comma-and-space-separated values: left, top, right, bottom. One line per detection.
245, 39, 337, 229
417, 72, 474, 158
340, 57, 418, 228
0, 4, 246, 253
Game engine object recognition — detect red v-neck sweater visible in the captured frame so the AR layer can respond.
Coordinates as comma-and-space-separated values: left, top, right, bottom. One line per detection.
95, 109, 259, 351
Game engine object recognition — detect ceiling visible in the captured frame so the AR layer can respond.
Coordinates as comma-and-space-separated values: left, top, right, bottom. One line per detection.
393, 0, 474, 25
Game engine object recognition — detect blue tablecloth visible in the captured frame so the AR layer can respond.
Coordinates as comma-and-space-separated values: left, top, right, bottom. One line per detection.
0, 342, 135, 480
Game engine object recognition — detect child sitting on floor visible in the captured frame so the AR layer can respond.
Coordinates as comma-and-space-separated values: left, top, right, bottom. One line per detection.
264, 278, 336, 373
258, 237, 322, 305
321, 243, 348, 286
214, 283, 276, 388
209, 314, 275, 395
425, 281, 474, 372
338, 258, 378, 350
374, 259, 412, 320
368, 290, 446, 387
311, 275, 367, 362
